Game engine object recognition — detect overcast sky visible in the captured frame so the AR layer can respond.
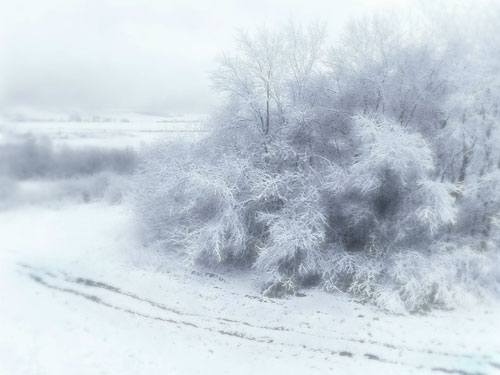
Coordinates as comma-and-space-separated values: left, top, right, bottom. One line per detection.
0, 0, 412, 115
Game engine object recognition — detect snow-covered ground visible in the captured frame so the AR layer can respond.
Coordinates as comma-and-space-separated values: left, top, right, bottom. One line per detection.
0, 115, 499, 375
0, 111, 206, 149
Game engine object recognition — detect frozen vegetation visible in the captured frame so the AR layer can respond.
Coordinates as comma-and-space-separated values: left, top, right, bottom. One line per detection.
133, 10, 500, 313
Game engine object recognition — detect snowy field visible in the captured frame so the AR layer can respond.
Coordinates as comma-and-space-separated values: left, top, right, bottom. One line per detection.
1, 115, 499, 375
0, 111, 206, 149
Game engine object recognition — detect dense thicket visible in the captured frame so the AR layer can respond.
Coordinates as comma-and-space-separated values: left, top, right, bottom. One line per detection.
133, 7, 500, 312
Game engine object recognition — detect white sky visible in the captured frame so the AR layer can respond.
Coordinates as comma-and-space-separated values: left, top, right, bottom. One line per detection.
0, 0, 412, 115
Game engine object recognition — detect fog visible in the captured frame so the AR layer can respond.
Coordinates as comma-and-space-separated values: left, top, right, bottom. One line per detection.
0, 0, 412, 115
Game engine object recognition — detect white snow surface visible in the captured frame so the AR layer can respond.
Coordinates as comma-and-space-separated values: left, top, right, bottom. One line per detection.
0, 114, 499, 375
1, 201, 499, 375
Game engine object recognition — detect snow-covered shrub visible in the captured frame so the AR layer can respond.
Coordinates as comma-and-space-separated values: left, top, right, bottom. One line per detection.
384, 245, 500, 311
253, 170, 327, 296
0, 134, 137, 179
132, 13, 500, 312
328, 116, 456, 255
133, 141, 254, 266
323, 244, 500, 313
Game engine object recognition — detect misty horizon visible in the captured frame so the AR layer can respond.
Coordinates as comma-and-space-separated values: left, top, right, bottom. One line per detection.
1, 0, 421, 115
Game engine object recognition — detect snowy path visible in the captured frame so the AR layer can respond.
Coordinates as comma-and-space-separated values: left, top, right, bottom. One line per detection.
1, 203, 499, 375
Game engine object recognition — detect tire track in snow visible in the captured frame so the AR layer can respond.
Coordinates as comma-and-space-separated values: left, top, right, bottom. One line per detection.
19, 263, 493, 375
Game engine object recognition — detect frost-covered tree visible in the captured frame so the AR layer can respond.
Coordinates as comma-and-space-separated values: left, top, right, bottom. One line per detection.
132, 8, 500, 312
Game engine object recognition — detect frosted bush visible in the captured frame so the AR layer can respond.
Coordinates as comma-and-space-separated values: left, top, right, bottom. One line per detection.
0, 134, 137, 179
321, 245, 500, 313
132, 13, 500, 312
133, 142, 253, 266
